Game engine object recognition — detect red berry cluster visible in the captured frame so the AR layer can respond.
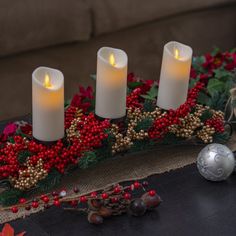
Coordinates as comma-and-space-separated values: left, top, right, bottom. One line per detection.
149, 82, 204, 139
0, 136, 25, 178
76, 113, 110, 150
0, 114, 110, 179
205, 118, 224, 133
126, 88, 143, 109
65, 106, 78, 129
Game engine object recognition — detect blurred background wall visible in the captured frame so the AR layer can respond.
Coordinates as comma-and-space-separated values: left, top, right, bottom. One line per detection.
0, 0, 236, 120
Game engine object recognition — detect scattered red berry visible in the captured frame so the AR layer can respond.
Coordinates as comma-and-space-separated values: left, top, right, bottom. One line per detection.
80, 196, 87, 203
11, 206, 18, 213
148, 190, 156, 197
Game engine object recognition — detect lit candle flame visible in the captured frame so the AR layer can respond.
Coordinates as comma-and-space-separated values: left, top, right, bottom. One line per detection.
109, 53, 116, 66
43, 74, 52, 88
174, 48, 180, 59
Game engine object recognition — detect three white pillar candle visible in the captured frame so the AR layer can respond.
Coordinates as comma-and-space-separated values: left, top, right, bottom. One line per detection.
95, 47, 128, 119
157, 41, 193, 110
32, 67, 64, 142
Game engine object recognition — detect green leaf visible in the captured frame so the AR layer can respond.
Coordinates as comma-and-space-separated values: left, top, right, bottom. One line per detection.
201, 110, 213, 122
128, 81, 143, 89
36, 169, 62, 192
0, 189, 23, 206
18, 150, 31, 164
79, 151, 98, 169
207, 79, 225, 97
213, 69, 232, 80
189, 78, 199, 89
211, 47, 221, 56
213, 132, 230, 143
197, 92, 210, 105
90, 74, 96, 81
148, 85, 158, 98
143, 99, 156, 112
140, 94, 156, 101
135, 118, 153, 132
64, 99, 71, 109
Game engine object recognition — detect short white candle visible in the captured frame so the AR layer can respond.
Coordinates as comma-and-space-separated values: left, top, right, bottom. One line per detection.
95, 47, 128, 119
32, 67, 64, 142
157, 41, 193, 110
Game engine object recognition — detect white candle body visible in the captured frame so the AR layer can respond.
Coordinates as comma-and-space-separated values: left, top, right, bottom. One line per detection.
95, 47, 128, 119
157, 41, 192, 110
32, 67, 64, 142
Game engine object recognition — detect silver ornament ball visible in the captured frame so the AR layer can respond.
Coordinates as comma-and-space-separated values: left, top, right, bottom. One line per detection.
197, 143, 235, 181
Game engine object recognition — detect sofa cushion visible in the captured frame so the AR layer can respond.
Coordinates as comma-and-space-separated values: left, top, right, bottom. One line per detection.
91, 0, 236, 35
0, 0, 91, 57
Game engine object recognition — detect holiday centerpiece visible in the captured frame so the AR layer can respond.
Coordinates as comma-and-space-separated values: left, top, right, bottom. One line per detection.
0, 45, 235, 217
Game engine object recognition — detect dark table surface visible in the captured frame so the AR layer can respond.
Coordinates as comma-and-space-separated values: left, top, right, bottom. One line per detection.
1, 119, 236, 236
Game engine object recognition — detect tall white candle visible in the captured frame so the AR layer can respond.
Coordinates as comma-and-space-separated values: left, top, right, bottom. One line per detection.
157, 41, 193, 110
32, 67, 64, 142
95, 47, 128, 119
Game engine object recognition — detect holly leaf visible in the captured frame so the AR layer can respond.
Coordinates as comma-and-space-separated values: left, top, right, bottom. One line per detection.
64, 99, 71, 109
197, 92, 210, 105
90, 74, 96, 81
1, 223, 14, 236
148, 85, 158, 98
207, 79, 225, 97
213, 69, 232, 80
79, 151, 98, 169
140, 85, 158, 100
128, 81, 143, 89
140, 94, 156, 101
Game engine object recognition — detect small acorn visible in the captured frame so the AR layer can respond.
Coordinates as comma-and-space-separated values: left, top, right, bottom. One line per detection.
88, 211, 103, 224
128, 199, 147, 216
98, 206, 112, 218
141, 190, 162, 209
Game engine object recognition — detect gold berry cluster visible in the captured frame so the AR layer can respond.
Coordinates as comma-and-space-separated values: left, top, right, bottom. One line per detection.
10, 159, 48, 191
66, 109, 83, 139
111, 107, 162, 154
169, 104, 206, 138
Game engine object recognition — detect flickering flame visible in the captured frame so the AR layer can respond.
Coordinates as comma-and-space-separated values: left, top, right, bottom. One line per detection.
174, 48, 180, 59
43, 74, 52, 88
109, 53, 116, 66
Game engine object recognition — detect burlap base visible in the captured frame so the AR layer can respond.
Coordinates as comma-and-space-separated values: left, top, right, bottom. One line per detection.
1, 135, 236, 224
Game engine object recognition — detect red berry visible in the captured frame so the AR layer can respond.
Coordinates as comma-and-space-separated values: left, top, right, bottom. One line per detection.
113, 186, 121, 194
134, 181, 140, 189
11, 206, 18, 213
19, 198, 26, 204
32, 201, 39, 208
42, 196, 49, 204
73, 187, 79, 193
124, 193, 131, 200
111, 197, 119, 203
53, 200, 60, 207
70, 200, 78, 207
90, 192, 97, 197
101, 193, 108, 199
80, 196, 87, 203
149, 190, 156, 197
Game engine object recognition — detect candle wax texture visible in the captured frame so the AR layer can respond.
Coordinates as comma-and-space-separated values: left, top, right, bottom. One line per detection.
95, 47, 128, 119
157, 41, 192, 110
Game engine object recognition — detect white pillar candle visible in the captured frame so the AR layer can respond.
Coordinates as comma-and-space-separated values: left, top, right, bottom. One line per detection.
157, 41, 193, 110
95, 47, 128, 119
32, 66, 64, 142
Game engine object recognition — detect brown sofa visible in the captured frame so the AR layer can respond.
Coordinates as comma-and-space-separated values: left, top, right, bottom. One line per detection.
0, 0, 236, 120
